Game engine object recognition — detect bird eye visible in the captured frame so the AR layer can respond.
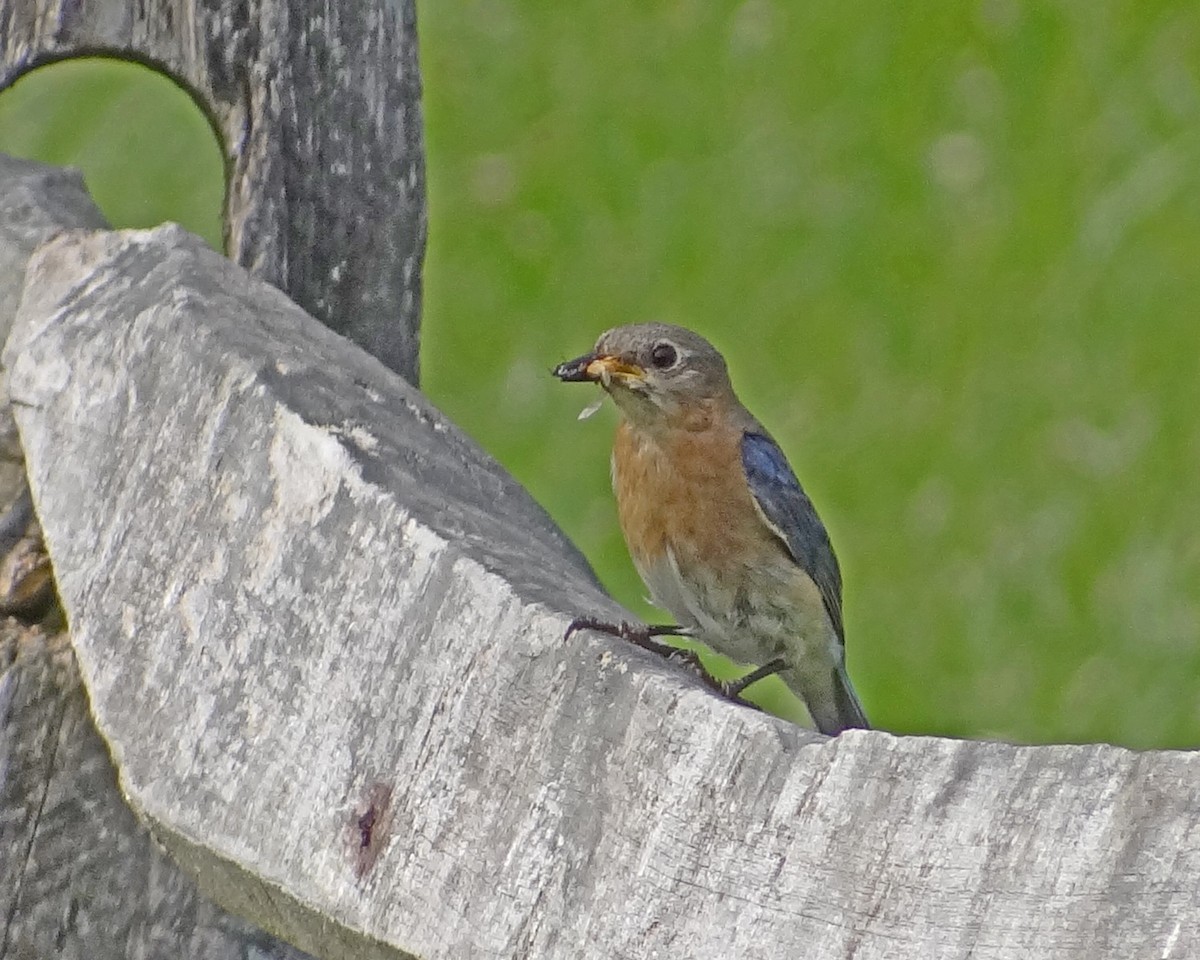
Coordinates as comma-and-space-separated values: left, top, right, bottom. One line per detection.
649, 342, 678, 369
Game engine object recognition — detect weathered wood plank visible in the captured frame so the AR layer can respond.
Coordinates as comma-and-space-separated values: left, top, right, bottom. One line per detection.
0, 154, 317, 960
7, 221, 1199, 960
0, 0, 425, 382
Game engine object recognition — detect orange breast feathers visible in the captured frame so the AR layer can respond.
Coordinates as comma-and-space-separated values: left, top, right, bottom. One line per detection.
612, 418, 778, 578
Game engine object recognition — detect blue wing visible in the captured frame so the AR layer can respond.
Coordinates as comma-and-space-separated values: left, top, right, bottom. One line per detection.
740, 431, 844, 641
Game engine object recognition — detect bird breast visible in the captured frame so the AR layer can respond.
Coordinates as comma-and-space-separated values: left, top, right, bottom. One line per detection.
611, 419, 795, 657
613, 420, 750, 567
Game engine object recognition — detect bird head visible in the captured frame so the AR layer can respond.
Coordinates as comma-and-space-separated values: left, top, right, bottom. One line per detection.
554, 323, 734, 428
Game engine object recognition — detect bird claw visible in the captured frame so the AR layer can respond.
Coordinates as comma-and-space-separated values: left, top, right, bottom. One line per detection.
563, 616, 682, 658
564, 615, 767, 710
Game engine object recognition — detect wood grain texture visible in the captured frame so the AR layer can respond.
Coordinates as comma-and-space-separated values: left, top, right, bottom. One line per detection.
7, 221, 1200, 960
0, 0, 425, 383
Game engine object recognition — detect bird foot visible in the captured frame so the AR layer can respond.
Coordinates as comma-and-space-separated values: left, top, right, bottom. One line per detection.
564, 616, 773, 709
563, 616, 687, 656
723, 656, 787, 697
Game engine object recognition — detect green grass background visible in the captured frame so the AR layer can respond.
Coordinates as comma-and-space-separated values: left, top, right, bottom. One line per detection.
2, 1, 1198, 747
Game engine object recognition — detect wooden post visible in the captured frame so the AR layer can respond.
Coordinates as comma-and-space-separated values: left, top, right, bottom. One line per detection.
1, 0, 425, 384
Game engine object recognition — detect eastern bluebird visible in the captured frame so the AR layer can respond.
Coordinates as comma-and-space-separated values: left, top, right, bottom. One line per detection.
554, 323, 869, 735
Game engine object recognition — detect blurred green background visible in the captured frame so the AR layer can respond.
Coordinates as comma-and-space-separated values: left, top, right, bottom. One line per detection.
2, 0, 1198, 747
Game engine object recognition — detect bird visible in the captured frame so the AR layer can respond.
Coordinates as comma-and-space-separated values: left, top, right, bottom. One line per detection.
554, 322, 869, 735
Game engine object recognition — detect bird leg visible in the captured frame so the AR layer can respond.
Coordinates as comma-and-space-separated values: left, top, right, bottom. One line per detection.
564, 616, 762, 709
725, 657, 788, 697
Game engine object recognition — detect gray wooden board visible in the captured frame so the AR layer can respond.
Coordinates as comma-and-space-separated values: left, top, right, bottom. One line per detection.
0, 155, 109, 509
6, 222, 1199, 959
1, 0, 425, 382
0, 156, 109, 344
0, 155, 321, 960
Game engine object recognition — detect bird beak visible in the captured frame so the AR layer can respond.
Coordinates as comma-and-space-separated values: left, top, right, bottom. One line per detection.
553, 352, 645, 387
